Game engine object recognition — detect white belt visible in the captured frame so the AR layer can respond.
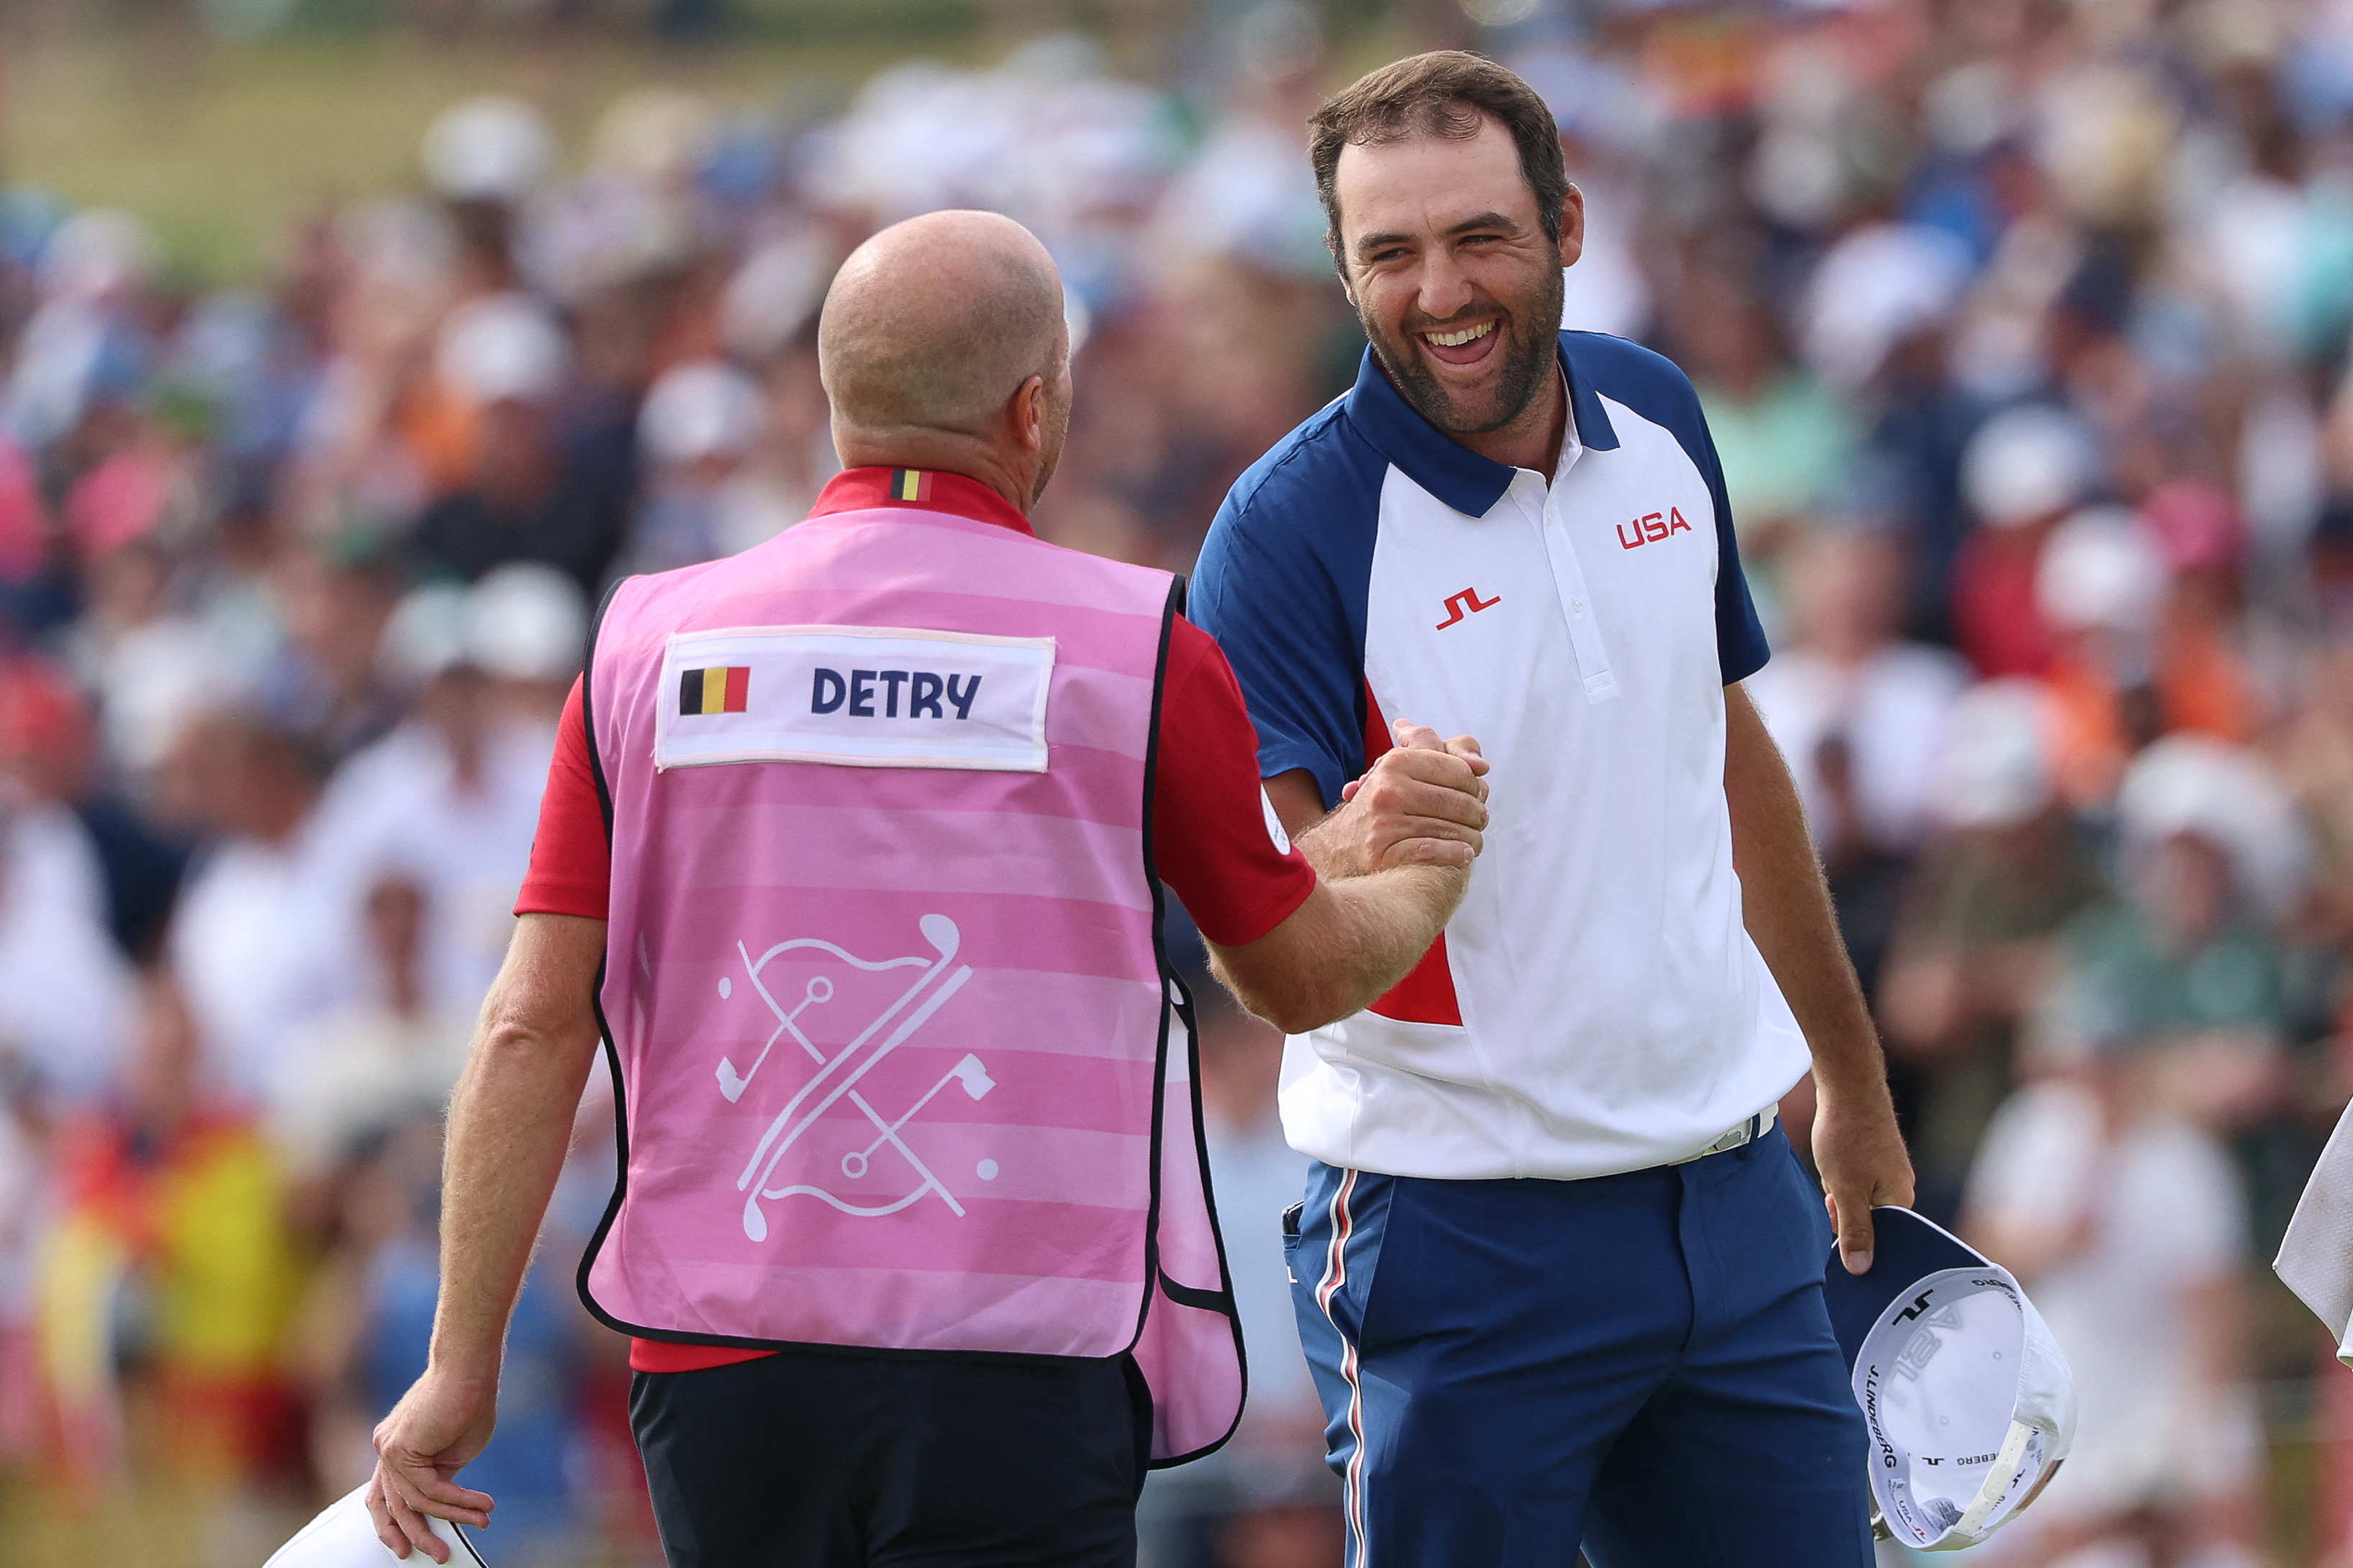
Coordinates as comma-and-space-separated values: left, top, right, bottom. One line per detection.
1670, 1104, 1778, 1165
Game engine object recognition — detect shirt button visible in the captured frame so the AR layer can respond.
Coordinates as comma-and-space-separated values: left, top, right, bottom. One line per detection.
1570, 598, 1585, 614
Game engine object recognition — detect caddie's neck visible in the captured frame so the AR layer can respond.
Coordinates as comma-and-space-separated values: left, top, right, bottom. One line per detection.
833, 368, 1064, 517
833, 427, 1039, 516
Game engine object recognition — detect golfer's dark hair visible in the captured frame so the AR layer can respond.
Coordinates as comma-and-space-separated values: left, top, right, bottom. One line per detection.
1308, 51, 1569, 261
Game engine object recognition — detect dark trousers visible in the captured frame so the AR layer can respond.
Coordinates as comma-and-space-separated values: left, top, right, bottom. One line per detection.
1291, 1129, 1875, 1568
630, 1347, 1149, 1568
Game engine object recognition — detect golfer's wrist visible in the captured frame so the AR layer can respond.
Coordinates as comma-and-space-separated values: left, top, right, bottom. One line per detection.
1813, 1062, 1892, 1108
1808, 1027, 1891, 1095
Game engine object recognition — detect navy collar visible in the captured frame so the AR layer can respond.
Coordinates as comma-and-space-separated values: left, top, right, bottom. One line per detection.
1342, 331, 1621, 517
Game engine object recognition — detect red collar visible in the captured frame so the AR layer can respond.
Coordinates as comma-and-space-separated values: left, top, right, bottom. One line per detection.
810, 466, 1035, 537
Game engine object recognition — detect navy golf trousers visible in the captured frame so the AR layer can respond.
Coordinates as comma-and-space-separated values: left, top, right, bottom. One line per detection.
1288, 1126, 1874, 1568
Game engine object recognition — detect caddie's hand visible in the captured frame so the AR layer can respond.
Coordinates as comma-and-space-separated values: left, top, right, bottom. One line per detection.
1813, 1075, 1916, 1277
1328, 721, 1490, 875
367, 1368, 499, 1563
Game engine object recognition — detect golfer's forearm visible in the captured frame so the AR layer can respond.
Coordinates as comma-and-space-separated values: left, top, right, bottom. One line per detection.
1742, 828, 1876, 1085
1723, 688, 1883, 1095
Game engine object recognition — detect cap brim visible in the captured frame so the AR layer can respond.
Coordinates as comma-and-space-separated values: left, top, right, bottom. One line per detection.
1822, 1205, 1993, 1369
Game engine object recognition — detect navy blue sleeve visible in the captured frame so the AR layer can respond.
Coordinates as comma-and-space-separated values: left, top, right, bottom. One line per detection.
1563, 333, 1770, 684
1188, 411, 1384, 811
1693, 414, 1771, 685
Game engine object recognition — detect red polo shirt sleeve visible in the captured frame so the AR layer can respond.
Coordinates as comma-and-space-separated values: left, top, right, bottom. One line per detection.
515, 621, 1316, 942
514, 681, 609, 921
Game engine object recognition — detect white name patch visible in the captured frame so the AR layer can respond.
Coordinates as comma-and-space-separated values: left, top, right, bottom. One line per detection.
655, 624, 1055, 773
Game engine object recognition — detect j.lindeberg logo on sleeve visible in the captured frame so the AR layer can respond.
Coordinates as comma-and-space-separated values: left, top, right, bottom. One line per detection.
656, 624, 1055, 772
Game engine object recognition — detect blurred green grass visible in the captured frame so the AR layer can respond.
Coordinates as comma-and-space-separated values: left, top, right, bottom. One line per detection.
0, 29, 939, 283
0, 0, 1402, 287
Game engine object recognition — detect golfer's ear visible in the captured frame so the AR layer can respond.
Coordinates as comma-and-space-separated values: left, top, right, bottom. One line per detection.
1557, 186, 1585, 269
1327, 236, 1356, 304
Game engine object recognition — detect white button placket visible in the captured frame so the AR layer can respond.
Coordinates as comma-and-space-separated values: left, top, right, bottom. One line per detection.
1524, 471, 1618, 703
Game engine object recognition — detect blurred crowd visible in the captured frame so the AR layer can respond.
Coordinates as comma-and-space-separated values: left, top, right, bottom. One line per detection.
5, 0, 2353, 1564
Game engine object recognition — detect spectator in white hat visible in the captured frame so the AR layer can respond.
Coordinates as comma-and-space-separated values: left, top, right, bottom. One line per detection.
1964, 960, 2266, 1568
1950, 404, 2103, 679
406, 296, 630, 593
619, 359, 796, 573
1876, 680, 2109, 1221
422, 96, 555, 301
309, 567, 582, 1029
2034, 503, 2171, 807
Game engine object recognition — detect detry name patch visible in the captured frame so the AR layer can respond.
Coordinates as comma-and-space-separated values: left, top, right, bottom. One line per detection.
654, 624, 1055, 772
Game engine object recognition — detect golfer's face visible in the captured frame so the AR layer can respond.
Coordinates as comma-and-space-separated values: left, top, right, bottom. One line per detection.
1334, 118, 1562, 435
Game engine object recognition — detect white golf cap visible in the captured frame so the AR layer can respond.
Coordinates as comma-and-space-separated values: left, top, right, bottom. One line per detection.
264, 1484, 490, 1568
1960, 404, 2098, 529
1933, 678, 2055, 831
639, 360, 766, 468
437, 293, 570, 407
1823, 1208, 2075, 1551
2035, 505, 2169, 634
463, 562, 588, 683
422, 95, 555, 204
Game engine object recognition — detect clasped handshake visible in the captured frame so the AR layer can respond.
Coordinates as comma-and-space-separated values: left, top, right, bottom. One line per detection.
1206, 720, 1488, 1036
1312, 720, 1491, 877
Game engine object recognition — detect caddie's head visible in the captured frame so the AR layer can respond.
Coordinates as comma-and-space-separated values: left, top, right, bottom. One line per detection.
817, 209, 1072, 511
1310, 52, 1584, 440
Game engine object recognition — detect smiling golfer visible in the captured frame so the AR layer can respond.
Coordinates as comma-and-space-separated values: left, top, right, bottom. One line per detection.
1189, 53, 1916, 1567
363, 210, 1493, 1568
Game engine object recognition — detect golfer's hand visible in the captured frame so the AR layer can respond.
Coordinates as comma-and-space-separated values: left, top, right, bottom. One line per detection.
1329, 721, 1490, 874
367, 1369, 498, 1563
1813, 1077, 1915, 1276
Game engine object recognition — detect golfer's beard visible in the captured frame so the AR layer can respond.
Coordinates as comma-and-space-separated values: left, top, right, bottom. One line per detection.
1365, 268, 1564, 438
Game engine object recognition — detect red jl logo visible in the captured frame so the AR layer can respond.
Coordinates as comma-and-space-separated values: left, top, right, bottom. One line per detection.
1434, 587, 1501, 630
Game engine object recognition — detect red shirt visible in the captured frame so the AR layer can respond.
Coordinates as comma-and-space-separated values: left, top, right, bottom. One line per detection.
514, 466, 1316, 1372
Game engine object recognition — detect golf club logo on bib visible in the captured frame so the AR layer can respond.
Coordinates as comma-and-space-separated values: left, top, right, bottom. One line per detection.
722, 913, 993, 1239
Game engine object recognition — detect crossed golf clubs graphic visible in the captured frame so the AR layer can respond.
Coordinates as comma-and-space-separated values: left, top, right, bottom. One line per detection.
724, 913, 993, 1240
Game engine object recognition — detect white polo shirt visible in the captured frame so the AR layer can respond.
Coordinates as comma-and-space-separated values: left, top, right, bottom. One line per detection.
1192, 331, 1811, 1181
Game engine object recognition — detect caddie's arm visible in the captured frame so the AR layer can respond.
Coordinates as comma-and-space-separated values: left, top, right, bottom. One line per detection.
1213, 721, 1485, 1034
366, 911, 607, 1564
1721, 682, 1914, 1276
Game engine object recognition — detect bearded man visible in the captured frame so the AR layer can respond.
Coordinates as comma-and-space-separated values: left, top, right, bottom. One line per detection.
1188, 52, 1914, 1567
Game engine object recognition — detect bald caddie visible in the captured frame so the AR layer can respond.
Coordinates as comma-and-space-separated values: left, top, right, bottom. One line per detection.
363, 211, 1493, 1568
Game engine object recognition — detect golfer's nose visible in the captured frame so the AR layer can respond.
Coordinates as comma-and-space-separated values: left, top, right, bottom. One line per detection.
1417, 250, 1476, 323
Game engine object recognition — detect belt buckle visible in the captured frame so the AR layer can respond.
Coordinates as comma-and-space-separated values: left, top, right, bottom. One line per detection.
1683, 1109, 1767, 1164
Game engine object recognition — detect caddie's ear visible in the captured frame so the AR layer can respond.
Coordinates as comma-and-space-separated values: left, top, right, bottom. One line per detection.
1558, 184, 1586, 270
1010, 373, 1048, 454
